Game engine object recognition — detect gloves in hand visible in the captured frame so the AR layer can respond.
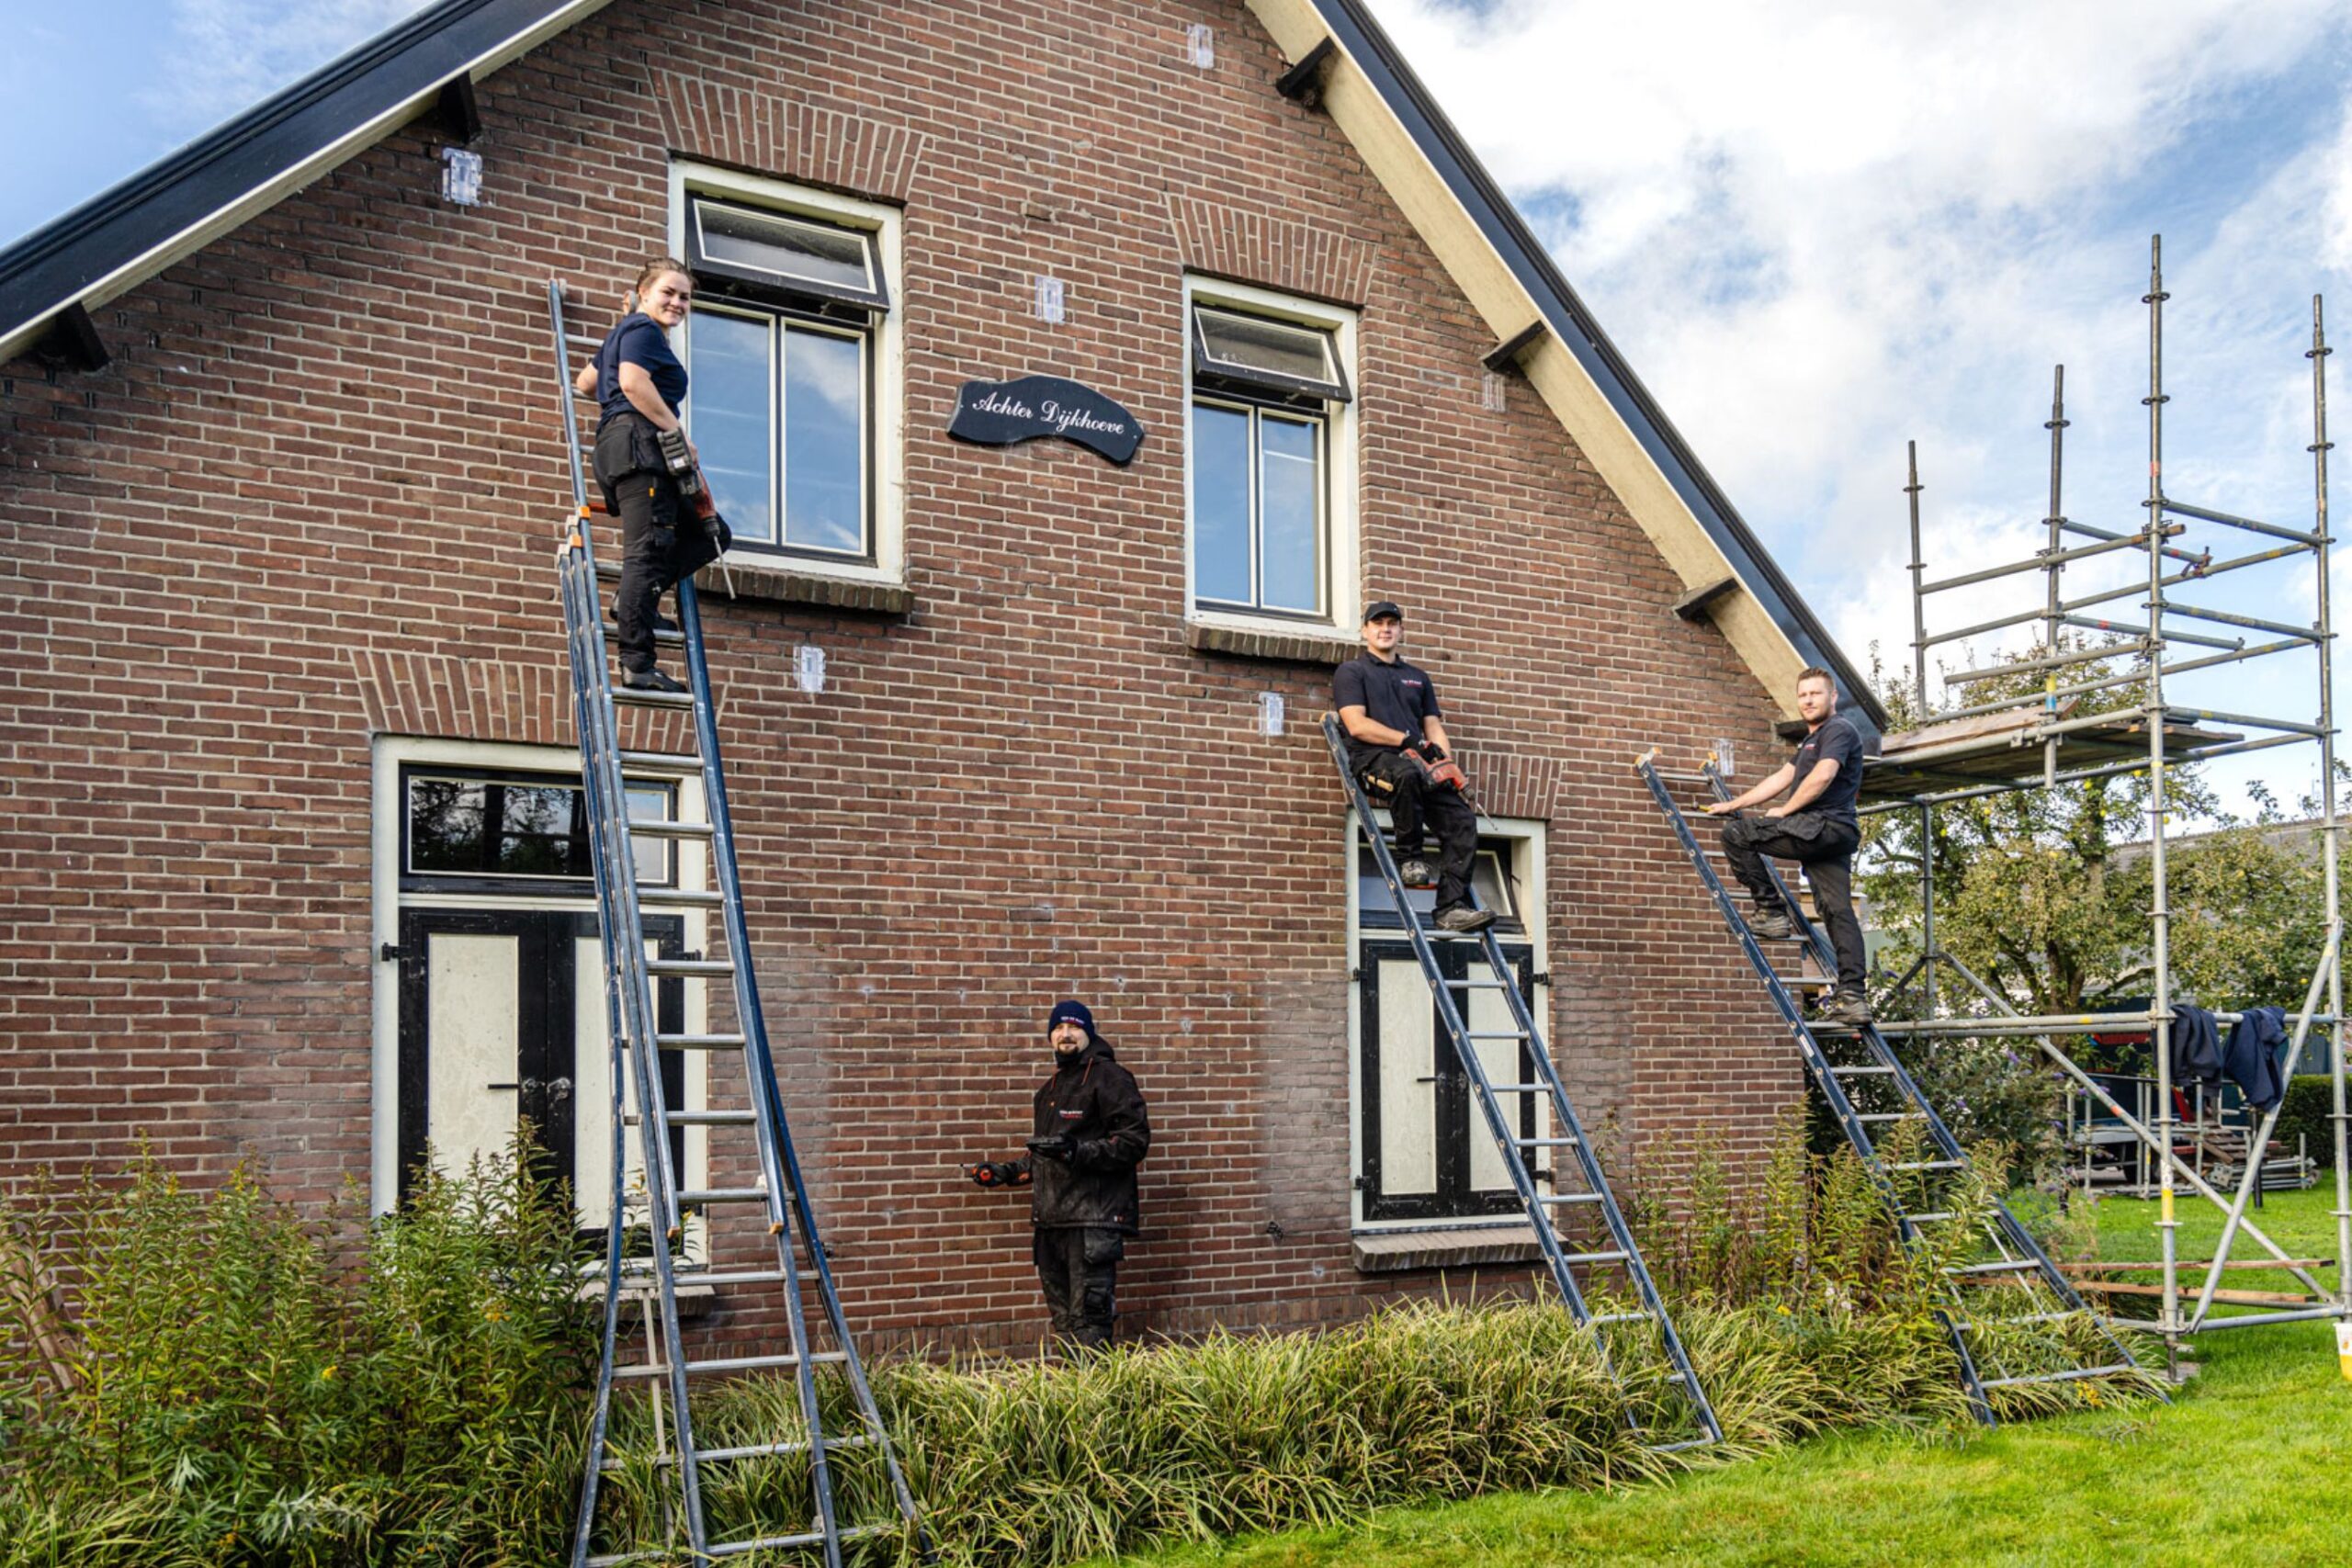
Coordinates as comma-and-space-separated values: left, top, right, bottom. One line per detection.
968, 1160, 1029, 1188
1026, 1134, 1076, 1164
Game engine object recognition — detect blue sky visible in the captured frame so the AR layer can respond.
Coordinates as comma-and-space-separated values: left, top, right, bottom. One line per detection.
11, 0, 2352, 815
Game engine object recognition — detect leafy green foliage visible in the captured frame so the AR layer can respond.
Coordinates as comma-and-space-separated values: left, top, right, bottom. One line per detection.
2269, 1076, 2345, 1170
0, 1150, 594, 1567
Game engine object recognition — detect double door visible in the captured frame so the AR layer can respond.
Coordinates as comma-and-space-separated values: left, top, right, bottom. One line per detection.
1358, 940, 1541, 1223
393, 906, 686, 1233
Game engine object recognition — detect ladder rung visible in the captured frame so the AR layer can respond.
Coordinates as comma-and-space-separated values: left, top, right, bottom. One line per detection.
1586, 1312, 1649, 1326
1894, 1159, 1967, 1171
1516, 1135, 1581, 1147
1979, 1364, 2136, 1390
1832, 1064, 1897, 1076
637, 888, 725, 908
617, 749, 704, 774
1464, 1031, 1531, 1041
695, 1433, 876, 1467
653, 1032, 746, 1050
603, 620, 685, 646
1444, 977, 1510, 988
1645, 1437, 1713, 1454
616, 1350, 846, 1379
1905, 1212, 1954, 1224
652, 1109, 757, 1126
595, 558, 624, 581
1856, 1111, 1925, 1122
1958, 1311, 2077, 1332
629, 818, 715, 840
675, 1187, 770, 1205
612, 685, 696, 710
1779, 975, 1834, 989
1556, 1249, 1629, 1266
709, 1523, 894, 1557
647, 958, 734, 978
616, 1265, 790, 1289
1539, 1192, 1605, 1205
1487, 1083, 1550, 1094
1947, 1259, 2041, 1276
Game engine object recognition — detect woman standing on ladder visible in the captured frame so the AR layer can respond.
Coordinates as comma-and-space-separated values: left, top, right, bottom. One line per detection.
572, 258, 727, 692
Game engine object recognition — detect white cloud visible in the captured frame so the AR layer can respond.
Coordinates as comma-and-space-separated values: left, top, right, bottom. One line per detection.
142, 0, 432, 130
1371, 0, 2352, 810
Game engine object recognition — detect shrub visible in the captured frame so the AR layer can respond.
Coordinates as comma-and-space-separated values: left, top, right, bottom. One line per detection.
2273, 1074, 2343, 1169
0, 1150, 594, 1567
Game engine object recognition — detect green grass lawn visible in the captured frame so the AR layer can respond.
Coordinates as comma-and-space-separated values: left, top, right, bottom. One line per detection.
1098, 1186, 2352, 1567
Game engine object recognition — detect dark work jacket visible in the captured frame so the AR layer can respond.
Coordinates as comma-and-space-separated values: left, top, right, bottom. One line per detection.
2222, 1005, 2290, 1112
1019, 1037, 1150, 1233
2169, 1004, 2223, 1090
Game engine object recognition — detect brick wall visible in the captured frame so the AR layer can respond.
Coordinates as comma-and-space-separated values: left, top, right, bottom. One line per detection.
0, 0, 1804, 1350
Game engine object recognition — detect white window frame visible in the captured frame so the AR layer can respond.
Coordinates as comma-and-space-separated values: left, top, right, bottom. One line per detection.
1345, 813, 1547, 1233
668, 163, 906, 588
369, 737, 707, 1216
1182, 276, 1359, 638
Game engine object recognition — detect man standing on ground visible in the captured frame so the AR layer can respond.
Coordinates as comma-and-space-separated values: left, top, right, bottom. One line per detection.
967, 1000, 1151, 1350
1705, 667, 1871, 1027
1335, 601, 1492, 934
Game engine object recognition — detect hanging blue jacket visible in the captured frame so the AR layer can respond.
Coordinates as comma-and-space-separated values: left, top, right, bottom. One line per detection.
2168, 1004, 2223, 1091
2221, 1006, 2290, 1112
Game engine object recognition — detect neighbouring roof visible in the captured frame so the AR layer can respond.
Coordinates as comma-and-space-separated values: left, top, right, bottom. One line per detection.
0, 0, 1877, 730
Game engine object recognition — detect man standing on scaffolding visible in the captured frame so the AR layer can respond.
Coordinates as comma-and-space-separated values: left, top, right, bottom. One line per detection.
1706, 667, 1871, 1027
1335, 601, 1492, 934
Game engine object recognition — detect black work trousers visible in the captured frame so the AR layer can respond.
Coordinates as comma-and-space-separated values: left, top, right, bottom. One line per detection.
1720, 811, 1866, 991
1357, 750, 1478, 910
1032, 1226, 1123, 1350
594, 416, 699, 678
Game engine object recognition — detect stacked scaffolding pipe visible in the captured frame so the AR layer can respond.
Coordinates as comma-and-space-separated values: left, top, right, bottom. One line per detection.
1883, 235, 2352, 1374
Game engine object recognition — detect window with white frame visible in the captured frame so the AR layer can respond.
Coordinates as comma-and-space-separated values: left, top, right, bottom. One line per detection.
1185, 282, 1356, 626
671, 171, 903, 575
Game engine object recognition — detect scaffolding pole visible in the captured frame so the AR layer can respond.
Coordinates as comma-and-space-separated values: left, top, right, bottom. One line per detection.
1879, 236, 2349, 1374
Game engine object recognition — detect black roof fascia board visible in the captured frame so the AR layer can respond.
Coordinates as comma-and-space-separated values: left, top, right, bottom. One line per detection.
0, 0, 582, 357
1309, 0, 1885, 732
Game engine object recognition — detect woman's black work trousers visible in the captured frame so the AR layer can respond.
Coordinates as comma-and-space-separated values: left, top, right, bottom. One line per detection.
593, 413, 700, 678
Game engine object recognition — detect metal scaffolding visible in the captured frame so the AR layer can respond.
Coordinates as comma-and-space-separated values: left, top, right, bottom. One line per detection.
1866, 237, 2352, 1375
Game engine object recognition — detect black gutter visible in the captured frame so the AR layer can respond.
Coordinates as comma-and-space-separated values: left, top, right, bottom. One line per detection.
0, 0, 581, 355
1311, 0, 1886, 734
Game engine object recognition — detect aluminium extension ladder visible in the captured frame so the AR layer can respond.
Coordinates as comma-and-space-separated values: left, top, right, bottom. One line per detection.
1324, 717, 1722, 1450
548, 281, 922, 1566
1637, 750, 2155, 1423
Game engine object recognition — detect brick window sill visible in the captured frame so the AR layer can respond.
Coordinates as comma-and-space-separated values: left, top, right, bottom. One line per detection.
713, 558, 914, 616
1185, 619, 1357, 666
1351, 1224, 1545, 1273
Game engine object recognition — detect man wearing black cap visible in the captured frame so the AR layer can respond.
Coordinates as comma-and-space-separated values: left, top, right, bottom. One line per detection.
1334, 602, 1491, 933
967, 999, 1151, 1349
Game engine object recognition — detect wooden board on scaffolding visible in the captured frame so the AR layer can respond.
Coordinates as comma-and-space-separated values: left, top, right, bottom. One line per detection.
1860, 707, 2243, 801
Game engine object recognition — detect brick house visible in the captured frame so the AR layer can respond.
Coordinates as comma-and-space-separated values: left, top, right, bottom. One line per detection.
0, 0, 1883, 1349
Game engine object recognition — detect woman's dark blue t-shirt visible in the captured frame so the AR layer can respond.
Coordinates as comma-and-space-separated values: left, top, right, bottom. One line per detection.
594, 312, 688, 420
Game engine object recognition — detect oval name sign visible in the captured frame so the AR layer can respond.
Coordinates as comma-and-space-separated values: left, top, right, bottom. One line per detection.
947, 374, 1144, 466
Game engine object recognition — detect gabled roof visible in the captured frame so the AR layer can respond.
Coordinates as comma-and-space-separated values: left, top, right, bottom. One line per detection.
0, 0, 1875, 731
0, 0, 608, 368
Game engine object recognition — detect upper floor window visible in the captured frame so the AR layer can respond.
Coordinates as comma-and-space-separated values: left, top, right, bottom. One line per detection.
677, 187, 893, 566
1185, 284, 1357, 627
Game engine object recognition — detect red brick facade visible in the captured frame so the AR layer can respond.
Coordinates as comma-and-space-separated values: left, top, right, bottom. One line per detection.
0, 0, 1804, 1349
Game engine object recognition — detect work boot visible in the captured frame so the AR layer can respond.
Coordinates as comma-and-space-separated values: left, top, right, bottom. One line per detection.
1396, 857, 1436, 889
1747, 905, 1798, 940
622, 668, 687, 694
1433, 905, 1496, 934
1816, 989, 1874, 1029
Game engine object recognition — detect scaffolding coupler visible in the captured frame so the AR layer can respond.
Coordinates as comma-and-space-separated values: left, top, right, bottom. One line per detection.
1325, 718, 1722, 1450
548, 282, 922, 1568
1636, 752, 2157, 1424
